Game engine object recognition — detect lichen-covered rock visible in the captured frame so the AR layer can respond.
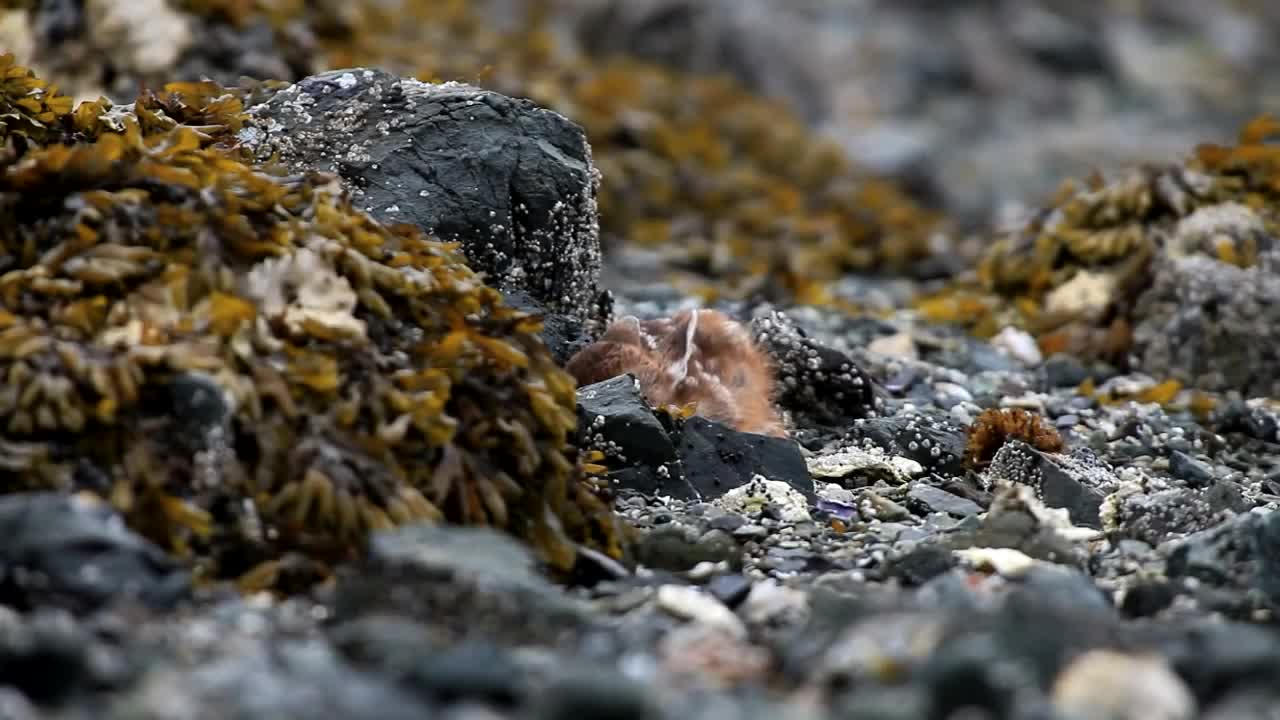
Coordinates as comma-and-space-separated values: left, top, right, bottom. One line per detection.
238, 68, 610, 332
0, 62, 624, 586
1130, 250, 1280, 397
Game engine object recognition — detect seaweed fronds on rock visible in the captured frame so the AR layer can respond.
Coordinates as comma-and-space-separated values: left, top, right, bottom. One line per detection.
968, 113, 1280, 362
963, 408, 1064, 470
0, 68, 625, 586
9, 1, 948, 307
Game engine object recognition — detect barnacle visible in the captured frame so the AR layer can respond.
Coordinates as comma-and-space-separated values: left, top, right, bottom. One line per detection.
0, 71, 625, 586
963, 408, 1064, 470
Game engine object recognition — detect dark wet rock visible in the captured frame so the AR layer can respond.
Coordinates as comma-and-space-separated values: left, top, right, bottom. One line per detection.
707, 574, 752, 608
577, 376, 811, 502
502, 288, 595, 365
883, 543, 956, 586
576, 375, 682, 491
847, 411, 967, 478
332, 524, 595, 647
632, 524, 741, 573
1168, 450, 1216, 487
751, 310, 882, 428
905, 484, 982, 518
164, 372, 234, 454
0, 608, 133, 706
0, 493, 190, 615
674, 417, 814, 502
1165, 511, 1280, 617
985, 441, 1113, 528
240, 67, 608, 329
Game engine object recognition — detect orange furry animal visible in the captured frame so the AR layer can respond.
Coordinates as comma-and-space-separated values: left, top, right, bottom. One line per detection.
566, 308, 788, 437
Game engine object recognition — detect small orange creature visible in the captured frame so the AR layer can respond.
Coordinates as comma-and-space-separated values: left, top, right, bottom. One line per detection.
566, 308, 787, 437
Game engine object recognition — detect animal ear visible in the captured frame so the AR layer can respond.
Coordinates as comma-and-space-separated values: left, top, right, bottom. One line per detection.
565, 341, 636, 386
656, 308, 701, 384
599, 315, 646, 345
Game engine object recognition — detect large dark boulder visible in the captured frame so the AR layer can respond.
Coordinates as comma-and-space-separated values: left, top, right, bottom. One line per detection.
240, 67, 610, 331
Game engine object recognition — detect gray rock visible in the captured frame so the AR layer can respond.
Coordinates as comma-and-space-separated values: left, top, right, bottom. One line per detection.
906, 485, 982, 518
332, 524, 595, 647
985, 441, 1112, 528
1168, 450, 1215, 487
576, 375, 683, 494
0, 493, 189, 615
108, 637, 430, 720
240, 67, 609, 330
1132, 251, 1280, 397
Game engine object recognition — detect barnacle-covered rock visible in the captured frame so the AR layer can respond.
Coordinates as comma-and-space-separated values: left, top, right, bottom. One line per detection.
749, 310, 881, 428
237, 67, 610, 333
0, 84, 624, 583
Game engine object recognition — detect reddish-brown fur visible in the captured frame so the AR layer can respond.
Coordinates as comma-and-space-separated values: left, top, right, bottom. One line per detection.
566, 309, 787, 437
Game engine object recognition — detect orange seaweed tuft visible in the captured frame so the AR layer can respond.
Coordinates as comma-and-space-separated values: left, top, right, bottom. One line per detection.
963, 407, 1064, 469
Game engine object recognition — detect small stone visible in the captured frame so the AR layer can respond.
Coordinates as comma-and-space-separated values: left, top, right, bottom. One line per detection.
1052, 650, 1195, 720
906, 485, 982, 518
719, 477, 812, 523
707, 574, 753, 608
655, 585, 746, 639
1169, 450, 1215, 488
992, 326, 1043, 366
1042, 353, 1091, 388
952, 547, 1038, 578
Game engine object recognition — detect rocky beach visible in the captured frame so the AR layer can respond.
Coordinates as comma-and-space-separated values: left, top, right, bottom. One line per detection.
2, 1, 1280, 719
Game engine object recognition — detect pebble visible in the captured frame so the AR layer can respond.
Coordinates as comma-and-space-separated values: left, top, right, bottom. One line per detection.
1052, 650, 1196, 720
654, 585, 747, 639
